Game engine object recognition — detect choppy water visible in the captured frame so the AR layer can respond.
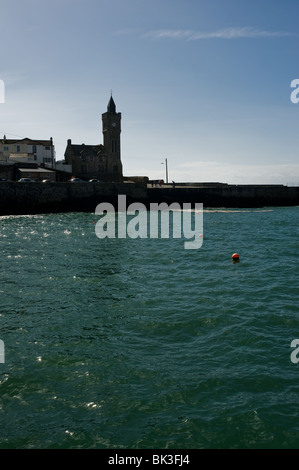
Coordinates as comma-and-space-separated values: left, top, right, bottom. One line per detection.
0, 206, 298, 449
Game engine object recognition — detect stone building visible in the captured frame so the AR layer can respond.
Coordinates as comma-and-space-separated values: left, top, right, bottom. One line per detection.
64, 96, 123, 182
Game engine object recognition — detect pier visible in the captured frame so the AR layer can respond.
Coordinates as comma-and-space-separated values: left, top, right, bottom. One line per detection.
0, 180, 298, 215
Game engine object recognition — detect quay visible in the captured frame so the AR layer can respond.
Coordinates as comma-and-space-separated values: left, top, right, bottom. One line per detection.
147, 181, 299, 208
0, 180, 298, 216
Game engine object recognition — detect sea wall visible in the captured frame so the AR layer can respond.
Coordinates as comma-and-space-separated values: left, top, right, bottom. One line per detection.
147, 184, 299, 208
0, 181, 147, 215
0, 181, 297, 215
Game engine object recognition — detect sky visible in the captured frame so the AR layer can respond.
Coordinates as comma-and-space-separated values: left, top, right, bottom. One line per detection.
0, 0, 299, 184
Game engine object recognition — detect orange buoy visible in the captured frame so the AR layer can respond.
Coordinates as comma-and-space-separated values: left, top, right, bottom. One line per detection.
232, 253, 240, 260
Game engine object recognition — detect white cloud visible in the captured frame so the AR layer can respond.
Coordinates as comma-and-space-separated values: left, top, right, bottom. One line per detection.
144, 26, 294, 41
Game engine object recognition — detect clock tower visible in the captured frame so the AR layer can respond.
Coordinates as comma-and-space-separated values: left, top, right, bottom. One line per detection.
102, 95, 123, 181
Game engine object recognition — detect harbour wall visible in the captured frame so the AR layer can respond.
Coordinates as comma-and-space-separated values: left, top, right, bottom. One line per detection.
0, 181, 298, 215
147, 184, 299, 208
0, 181, 147, 215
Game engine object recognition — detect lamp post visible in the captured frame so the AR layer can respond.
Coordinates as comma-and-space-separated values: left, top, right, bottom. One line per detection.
161, 158, 168, 184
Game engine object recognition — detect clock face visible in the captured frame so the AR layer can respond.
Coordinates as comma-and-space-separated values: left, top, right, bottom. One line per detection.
112, 122, 116, 127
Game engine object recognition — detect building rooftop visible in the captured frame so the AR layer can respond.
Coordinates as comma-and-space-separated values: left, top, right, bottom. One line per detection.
1, 137, 53, 146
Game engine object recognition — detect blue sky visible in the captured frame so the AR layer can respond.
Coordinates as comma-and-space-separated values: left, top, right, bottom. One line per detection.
0, 0, 298, 184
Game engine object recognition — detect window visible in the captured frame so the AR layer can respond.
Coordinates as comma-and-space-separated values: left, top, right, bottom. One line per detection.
45, 146, 50, 150
33, 145, 37, 153
17, 145, 20, 153
112, 140, 117, 153
3, 146, 8, 151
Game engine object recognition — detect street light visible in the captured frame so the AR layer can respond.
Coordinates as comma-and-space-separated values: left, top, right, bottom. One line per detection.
161, 158, 168, 184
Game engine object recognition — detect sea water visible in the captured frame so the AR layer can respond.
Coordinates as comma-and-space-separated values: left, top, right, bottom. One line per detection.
0, 206, 298, 449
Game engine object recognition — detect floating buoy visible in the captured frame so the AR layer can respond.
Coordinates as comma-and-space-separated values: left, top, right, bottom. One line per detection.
232, 253, 240, 260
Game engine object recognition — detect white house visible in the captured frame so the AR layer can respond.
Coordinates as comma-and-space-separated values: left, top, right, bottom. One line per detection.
0, 136, 55, 167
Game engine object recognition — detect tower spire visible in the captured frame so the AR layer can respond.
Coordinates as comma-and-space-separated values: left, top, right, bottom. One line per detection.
107, 94, 116, 113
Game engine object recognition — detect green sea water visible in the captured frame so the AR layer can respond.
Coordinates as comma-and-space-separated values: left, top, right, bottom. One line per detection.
0, 206, 298, 449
